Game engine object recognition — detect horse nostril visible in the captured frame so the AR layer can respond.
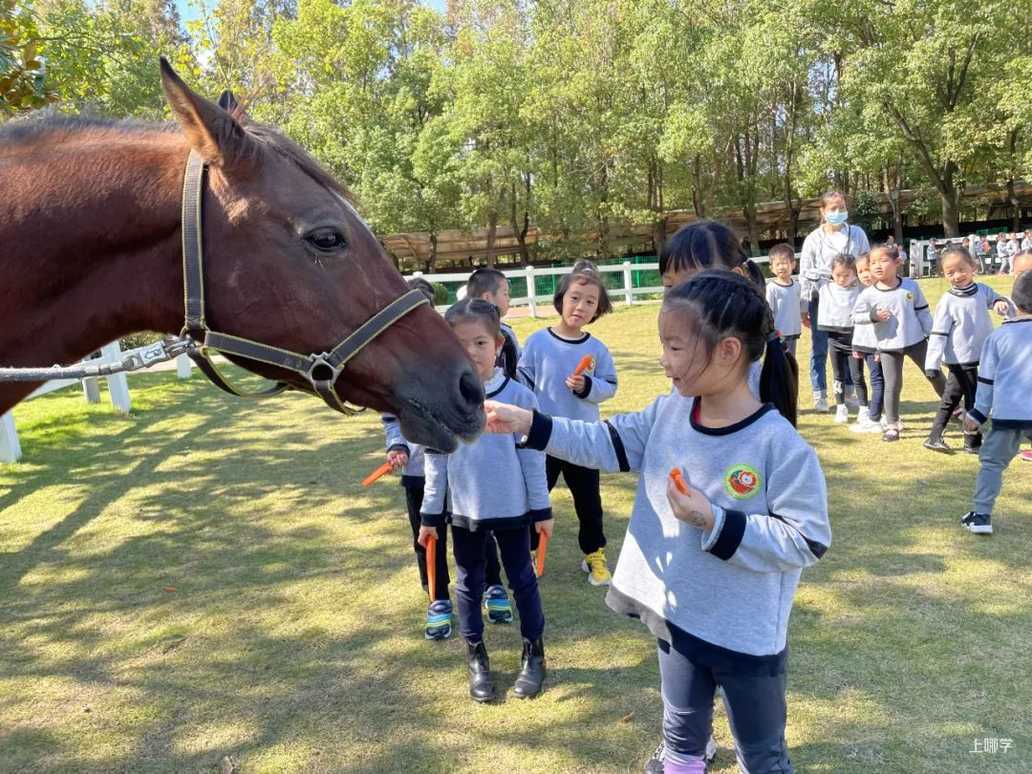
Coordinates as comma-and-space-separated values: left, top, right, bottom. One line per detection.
458, 369, 484, 406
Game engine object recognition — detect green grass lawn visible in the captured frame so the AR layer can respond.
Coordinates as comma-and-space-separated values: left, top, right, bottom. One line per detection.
1, 276, 1030, 773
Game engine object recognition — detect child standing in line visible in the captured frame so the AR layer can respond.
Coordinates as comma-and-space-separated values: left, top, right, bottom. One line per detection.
467, 267, 520, 378
517, 261, 618, 586
486, 270, 829, 774
923, 246, 1012, 454
380, 278, 453, 640
848, 253, 884, 433
1013, 251, 1032, 464
419, 299, 553, 701
765, 243, 804, 357
852, 244, 946, 442
660, 221, 795, 424
960, 271, 1032, 535
465, 268, 520, 623
817, 254, 864, 424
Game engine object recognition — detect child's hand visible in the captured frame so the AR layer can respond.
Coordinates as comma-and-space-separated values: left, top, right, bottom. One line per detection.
874, 307, 893, 322
993, 299, 1011, 316
387, 449, 409, 472
874, 353, 880, 363
852, 350, 862, 360
665, 475, 715, 530
535, 518, 554, 540
565, 374, 587, 394
963, 416, 982, 434
484, 400, 534, 435
801, 313, 811, 329
417, 525, 437, 548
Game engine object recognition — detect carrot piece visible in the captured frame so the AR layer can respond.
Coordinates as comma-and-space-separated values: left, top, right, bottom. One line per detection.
362, 461, 393, 487
535, 530, 550, 577
573, 355, 594, 376
425, 534, 437, 601
669, 468, 690, 495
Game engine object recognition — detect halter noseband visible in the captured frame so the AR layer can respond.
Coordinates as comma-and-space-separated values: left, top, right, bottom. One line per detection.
179, 150, 429, 415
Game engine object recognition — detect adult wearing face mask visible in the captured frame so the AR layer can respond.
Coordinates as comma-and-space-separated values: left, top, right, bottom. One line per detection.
799, 191, 871, 412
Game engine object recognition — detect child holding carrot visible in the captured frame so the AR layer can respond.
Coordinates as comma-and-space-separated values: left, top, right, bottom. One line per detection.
517, 260, 618, 586
419, 298, 553, 702
486, 270, 829, 773
377, 278, 453, 640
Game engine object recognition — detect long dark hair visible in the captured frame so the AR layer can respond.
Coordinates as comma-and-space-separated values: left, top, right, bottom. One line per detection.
659, 220, 765, 290
662, 270, 798, 426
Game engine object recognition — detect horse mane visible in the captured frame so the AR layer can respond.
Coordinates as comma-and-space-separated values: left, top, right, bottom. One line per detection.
0, 110, 354, 202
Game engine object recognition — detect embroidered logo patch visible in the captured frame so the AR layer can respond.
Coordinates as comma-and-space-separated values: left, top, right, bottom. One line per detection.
724, 464, 762, 499
905, 291, 914, 302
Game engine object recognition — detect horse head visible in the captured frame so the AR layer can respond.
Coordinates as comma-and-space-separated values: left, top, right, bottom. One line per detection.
159, 61, 483, 451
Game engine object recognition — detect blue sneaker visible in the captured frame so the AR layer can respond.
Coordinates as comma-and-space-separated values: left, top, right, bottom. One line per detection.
425, 600, 453, 640
483, 585, 513, 624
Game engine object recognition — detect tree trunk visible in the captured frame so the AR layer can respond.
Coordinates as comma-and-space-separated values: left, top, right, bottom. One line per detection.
691, 154, 706, 217
1007, 177, 1020, 232
485, 210, 498, 268
425, 232, 438, 273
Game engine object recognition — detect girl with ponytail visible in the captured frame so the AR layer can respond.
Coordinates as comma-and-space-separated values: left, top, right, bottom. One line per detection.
483, 270, 829, 774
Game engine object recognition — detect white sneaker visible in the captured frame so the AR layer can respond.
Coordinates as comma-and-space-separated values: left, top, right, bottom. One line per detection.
813, 392, 829, 412
850, 415, 883, 433
834, 404, 849, 423
856, 406, 870, 424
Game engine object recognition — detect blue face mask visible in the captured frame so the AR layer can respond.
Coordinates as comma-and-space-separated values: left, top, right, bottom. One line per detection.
825, 211, 848, 226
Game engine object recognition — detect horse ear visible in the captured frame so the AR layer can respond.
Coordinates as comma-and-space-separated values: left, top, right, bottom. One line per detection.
217, 89, 249, 123
159, 58, 256, 169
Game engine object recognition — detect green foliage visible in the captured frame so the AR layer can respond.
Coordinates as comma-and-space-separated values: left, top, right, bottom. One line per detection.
1, 0, 53, 112
9, 0, 1031, 249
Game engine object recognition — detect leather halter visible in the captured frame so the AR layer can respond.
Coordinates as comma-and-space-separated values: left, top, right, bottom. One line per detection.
179, 150, 429, 415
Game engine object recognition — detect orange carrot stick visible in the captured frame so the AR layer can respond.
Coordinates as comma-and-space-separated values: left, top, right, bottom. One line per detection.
669, 468, 690, 495
535, 530, 550, 577
573, 355, 594, 376
362, 461, 393, 487
425, 533, 437, 601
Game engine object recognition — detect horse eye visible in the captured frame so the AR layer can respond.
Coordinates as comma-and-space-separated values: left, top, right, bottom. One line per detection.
305, 228, 347, 252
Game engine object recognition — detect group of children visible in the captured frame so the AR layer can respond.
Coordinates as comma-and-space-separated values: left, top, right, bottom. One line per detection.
371, 217, 1029, 773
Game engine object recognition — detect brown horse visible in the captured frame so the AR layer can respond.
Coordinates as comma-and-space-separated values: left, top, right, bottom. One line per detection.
0, 61, 482, 451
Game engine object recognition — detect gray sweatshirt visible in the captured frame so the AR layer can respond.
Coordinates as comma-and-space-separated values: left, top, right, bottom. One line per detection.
850, 289, 879, 353
968, 319, 1032, 429
925, 283, 1011, 370
421, 369, 551, 530
799, 224, 870, 300
517, 328, 618, 421
382, 414, 425, 483
852, 278, 933, 351
523, 394, 830, 658
817, 281, 860, 332
765, 279, 804, 338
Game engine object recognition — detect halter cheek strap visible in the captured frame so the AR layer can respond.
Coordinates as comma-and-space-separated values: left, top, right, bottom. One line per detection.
180, 150, 429, 415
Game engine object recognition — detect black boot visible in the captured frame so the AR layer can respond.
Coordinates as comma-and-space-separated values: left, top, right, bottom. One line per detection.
466, 641, 496, 702
512, 637, 546, 699
963, 432, 982, 454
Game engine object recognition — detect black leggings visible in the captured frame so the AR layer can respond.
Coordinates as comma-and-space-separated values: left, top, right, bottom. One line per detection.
828, 331, 865, 405
532, 455, 606, 555
880, 340, 946, 426
930, 363, 980, 438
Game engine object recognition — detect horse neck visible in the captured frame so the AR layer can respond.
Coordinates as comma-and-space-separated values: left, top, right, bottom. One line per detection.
0, 130, 188, 373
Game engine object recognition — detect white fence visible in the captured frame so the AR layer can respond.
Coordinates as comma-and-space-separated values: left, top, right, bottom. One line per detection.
410, 257, 770, 316
0, 340, 193, 463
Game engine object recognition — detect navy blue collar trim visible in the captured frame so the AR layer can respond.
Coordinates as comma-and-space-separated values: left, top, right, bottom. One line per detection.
547, 328, 590, 344
690, 399, 776, 436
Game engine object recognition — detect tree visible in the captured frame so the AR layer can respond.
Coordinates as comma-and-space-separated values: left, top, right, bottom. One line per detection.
1, 0, 53, 112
